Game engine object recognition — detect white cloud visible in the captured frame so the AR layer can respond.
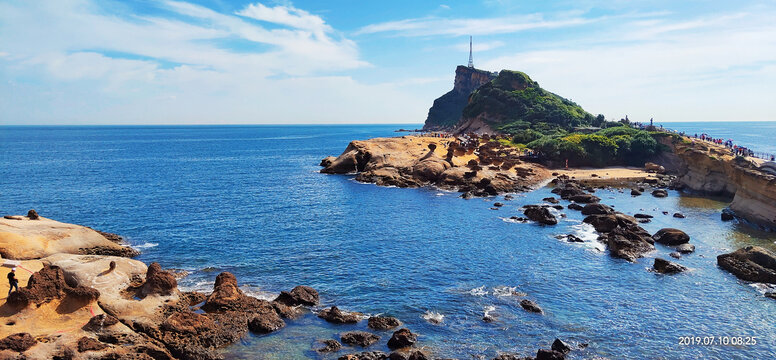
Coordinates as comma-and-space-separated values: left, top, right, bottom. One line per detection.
237, 3, 331, 34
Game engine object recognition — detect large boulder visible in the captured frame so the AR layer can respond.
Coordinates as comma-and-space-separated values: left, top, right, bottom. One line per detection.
603, 227, 655, 262
652, 228, 690, 246
583, 214, 618, 233
387, 328, 417, 349
202, 272, 265, 313
523, 206, 558, 225
651, 189, 668, 198
653, 258, 687, 274
717, 246, 776, 283
645, 162, 666, 174
7, 264, 99, 308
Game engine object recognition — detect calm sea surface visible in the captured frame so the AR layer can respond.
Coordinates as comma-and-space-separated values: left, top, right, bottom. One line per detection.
1, 124, 775, 359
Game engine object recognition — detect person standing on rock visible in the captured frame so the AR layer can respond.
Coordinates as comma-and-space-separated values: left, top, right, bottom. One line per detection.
7, 268, 18, 296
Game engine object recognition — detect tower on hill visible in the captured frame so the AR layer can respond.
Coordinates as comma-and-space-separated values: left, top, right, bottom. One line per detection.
467, 36, 474, 68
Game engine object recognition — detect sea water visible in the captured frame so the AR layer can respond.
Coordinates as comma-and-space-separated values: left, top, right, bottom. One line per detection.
1, 124, 775, 359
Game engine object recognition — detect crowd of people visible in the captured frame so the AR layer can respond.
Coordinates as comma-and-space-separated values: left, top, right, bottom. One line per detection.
692, 133, 775, 161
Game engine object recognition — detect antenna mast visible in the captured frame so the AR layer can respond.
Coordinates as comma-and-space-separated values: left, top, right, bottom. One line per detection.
467, 36, 474, 68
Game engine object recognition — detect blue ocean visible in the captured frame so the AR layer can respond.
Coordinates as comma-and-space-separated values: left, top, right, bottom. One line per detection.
1, 123, 775, 359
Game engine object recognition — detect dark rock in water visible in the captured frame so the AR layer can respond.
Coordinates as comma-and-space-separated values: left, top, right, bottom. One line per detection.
638, 218, 651, 223
581, 203, 614, 215
662, 211, 669, 215
673, 213, 685, 218
0, 333, 37, 352
77, 336, 107, 352
368, 316, 401, 330
341, 331, 380, 347
523, 207, 558, 225
509, 216, 529, 222
536, 348, 565, 360
765, 293, 776, 300
504, 194, 514, 200
717, 246, 776, 283
319, 306, 362, 324
631, 189, 642, 196
387, 328, 417, 349
339, 351, 388, 360
551, 338, 571, 354
567, 203, 583, 211
274, 285, 319, 306
460, 192, 474, 199
633, 213, 653, 219
317, 339, 342, 353
248, 308, 286, 334
652, 189, 668, 198
492, 355, 529, 360
388, 351, 429, 360
493, 202, 504, 207
520, 299, 543, 314
552, 205, 564, 210
653, 258, 687, 274
568, 194, 600, 203
652, 228, 690, 246
676, 243, 695, 254
583, 214, 619, 233
670, 252, 682, 259
542, 197, 559, 204
27, 209, 40, 220
556, 234, 583, 243
603, 227, 655, 262
721, 212, 735, 221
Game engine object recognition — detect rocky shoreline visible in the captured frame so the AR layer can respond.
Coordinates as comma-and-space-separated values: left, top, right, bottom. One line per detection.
1, 212, 584, 360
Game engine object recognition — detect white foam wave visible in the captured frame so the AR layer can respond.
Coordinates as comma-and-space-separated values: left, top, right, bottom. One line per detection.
240, 285, 278, 301
132, 242, 158, 249
422, 310, 444, 324
493, 286, 518, 297
483, 305, 496, 318
749, 283, 776, 295
469, 286, 488, 296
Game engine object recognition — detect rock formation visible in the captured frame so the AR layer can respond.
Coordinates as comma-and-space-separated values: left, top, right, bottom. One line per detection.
717, 246, 776, 283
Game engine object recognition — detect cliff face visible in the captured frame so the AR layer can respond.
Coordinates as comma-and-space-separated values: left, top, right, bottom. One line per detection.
663, 138, 776, 228
423, 66, 496, 130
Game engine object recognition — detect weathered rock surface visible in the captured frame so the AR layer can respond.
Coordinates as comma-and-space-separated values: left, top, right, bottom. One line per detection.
274, 285, 319, 307
317, 339, 343, 353
339, 351, 389, 360
0, 333, 36, 352
717, 246, 776, 283
0, 216, 138, 259
321, 137, 550, 195
519, 299, 543, 314
581, 203, 614, 215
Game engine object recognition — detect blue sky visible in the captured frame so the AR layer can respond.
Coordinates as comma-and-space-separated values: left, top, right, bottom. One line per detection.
1, 0, 775, 124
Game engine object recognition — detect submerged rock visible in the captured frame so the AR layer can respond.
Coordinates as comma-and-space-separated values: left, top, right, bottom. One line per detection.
339, 351, 388, 360
653, 258, 687, 274
520, 299, 543, 314
717, 246, 776, 283
341, 331, 380, 347
676, 243, 695, 254
317, 339, 342, 353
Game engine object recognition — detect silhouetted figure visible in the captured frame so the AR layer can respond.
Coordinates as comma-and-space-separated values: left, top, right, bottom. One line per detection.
7, 268, 18, 296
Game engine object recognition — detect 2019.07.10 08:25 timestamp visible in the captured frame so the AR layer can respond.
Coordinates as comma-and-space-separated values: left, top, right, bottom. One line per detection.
678, 336, 757, 346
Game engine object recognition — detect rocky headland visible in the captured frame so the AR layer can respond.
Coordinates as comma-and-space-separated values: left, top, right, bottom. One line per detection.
320, 136, 551, 197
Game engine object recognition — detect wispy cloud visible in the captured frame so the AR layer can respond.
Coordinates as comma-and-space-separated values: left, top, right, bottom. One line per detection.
356, 14, 596, 37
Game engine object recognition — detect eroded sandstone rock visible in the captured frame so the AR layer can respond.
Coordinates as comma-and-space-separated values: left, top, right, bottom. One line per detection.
717, 246, 776, 283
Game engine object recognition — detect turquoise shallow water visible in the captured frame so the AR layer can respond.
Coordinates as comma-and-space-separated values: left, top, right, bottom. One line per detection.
1, 124, 775, 359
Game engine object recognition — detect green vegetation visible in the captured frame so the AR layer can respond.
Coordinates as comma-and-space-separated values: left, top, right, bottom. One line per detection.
460, 70, 665, 166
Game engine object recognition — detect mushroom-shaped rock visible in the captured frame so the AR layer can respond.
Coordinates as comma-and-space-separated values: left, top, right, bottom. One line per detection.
523, 206, 558, 226
274, 285, 319, 306
140, 262, 177, 297
520, 299, 543, 314
368, 316, 401, 330
387, 328, 417, 349
717, 246, 776, 283
341, 331, 380, 347
318, 306, 362, 324
653, 258, 687, 274
652, 228, 690, 246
